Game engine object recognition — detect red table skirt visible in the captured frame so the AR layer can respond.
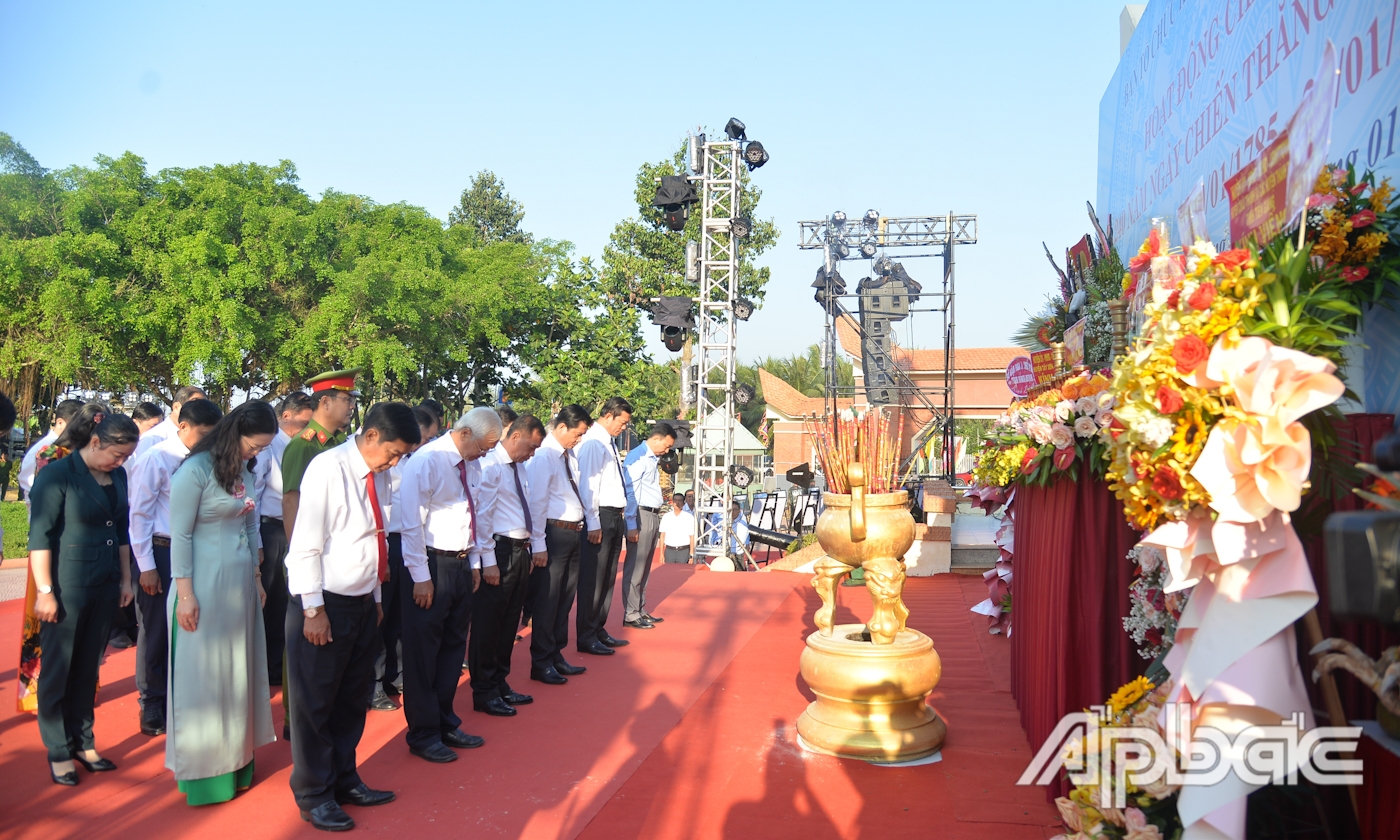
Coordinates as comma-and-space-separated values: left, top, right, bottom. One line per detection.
1357, 731, 1400, 838
1009, 476, 1143, 799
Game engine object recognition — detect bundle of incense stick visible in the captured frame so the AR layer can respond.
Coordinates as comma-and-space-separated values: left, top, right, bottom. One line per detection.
804, 408, 905, 494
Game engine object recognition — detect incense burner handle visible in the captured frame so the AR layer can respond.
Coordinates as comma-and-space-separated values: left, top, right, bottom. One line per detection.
848, 460, 866, 542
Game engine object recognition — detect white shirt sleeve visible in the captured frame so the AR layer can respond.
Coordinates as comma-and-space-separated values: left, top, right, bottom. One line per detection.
128, 452, 163, 573
475, 458, 501, 562
468, 460, 495, 571
576, 438, 604, 531
398, 455, 431, 585
17, 439, 44, 499
525, 451, 549, 552
285, 457, 332, 608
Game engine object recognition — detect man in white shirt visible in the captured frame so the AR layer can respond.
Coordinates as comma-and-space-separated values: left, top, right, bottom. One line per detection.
659, 493, 696, 564
574, 396, 636, 655
132, 385, 208, 460
17, 398, 84, 502
252, 392, 314, 689
370, 405, 440, 713
284, 402, 420, 832
396, 406, 499, 763
621, 423, 676, 629
523, 404, 592, 684
127, 398, 222, 737
469, 413, 546, 716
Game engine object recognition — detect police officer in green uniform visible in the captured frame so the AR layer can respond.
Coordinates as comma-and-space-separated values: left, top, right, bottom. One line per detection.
278, 369, 359, 736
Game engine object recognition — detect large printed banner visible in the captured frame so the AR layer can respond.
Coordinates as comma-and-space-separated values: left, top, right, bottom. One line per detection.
1098, 0, 1400, 413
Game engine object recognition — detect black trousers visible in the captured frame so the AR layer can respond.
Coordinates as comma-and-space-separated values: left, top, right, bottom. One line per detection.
374, 533, 405, 694
133, 543, 172, 714
259, 517, 289, 685
400, 552, 473, 750
469, 538, 531, 703
576, 507, 626, 648
530, 523, 581, 670
37, 581, 118, 762
286, 592, 381, 811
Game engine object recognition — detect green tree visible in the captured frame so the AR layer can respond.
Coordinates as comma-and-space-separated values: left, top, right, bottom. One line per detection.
447, 170, 531, 245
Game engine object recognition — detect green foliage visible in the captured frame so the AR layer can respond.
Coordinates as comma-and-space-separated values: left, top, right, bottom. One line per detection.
786, 531, 819, 554
734, 344, 853, 440
2, 501, 27, 559
447, 171, 531, 245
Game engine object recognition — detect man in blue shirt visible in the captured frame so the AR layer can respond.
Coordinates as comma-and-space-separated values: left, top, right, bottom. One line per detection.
620, 423, 676, 629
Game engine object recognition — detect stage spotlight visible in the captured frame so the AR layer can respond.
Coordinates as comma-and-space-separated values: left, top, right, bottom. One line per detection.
725, 118, 747, 141
730, 215, 752, 239
651, 175, 697, 232
730, 464, 756, 489
863, 209, 880, 229
873, 255, 895, 276
743, 141, 769, 170
734, 382, 756, 408
832, 210, 848, 227
831, 241, 851, 260
659, 450, 680, 475
812, 266, 846, 314
662, 326, 686, 352
732, 297, 755, 321
859, 239, 878, 259
652, 295, 696, 353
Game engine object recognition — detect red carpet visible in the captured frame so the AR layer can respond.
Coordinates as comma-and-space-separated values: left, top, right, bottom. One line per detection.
0, 567, 1060, 839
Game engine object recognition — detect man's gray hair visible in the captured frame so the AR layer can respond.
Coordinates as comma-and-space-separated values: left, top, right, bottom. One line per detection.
454, 405, 503, 439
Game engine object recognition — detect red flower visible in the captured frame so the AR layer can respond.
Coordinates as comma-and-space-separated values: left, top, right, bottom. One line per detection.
1053, 446, 1076, 471
1187, 281, 1216, 310
1156, 385, 1184, 414
1020, 447, 1040, 475
1166, 289, 1181, 308
1352, 182, 1370, 196
1341, 265, 1370, 283
1128, 229, 1161, 272
1350, 209, 1377, 228
1171, 334, 1209, 374
1213, 248, 1252, 270
1153, 468, 1184, 500
1145, 628, 1164, 646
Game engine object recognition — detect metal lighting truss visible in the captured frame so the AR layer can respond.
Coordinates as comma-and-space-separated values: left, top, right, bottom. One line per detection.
690, 137, 742, 563
797, 213, 977, 479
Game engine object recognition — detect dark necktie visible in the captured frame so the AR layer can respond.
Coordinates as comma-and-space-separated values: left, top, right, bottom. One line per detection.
364, 472, 389, 583
511, 461, 533, 532
563, 450, 584, 507
610, 441, 628, 495
457, 460, 478, 545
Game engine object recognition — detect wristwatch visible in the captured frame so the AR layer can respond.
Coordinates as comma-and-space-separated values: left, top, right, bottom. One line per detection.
303, 606, 321, 619
37, 584, 53, 595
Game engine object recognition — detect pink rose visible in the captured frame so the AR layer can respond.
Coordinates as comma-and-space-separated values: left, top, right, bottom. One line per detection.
1073, 416, 1098, 438
1123, 807, 1165, 840
1074, 396, 1098, 416
1054, 400, 1075, 422
1049, 422, 1074, 450
1307, 192, 1339, 209
1026, 418, 1052, 445
1094, 409, 1114, 428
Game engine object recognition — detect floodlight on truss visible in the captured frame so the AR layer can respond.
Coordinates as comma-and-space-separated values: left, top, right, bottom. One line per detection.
724, 118, 747, 141
730, 464, 756, 489
732, 297, 755, 321
734, 382, 756, 408
863, 209, 880, 229
859, 239, 878, 259
743, 141, 768, 170
730, 215, 752, 239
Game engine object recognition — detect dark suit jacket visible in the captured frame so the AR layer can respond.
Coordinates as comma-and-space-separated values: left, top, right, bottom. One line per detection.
27, 451, 130, 591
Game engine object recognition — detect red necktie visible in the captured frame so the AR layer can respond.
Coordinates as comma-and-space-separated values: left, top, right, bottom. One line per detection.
365, 471, 389, 583
458, 460, 477, 545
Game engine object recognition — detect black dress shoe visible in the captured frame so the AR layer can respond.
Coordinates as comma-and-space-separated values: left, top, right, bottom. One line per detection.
553, 659, 586, 676
301, 801, 355, 831
473, 696, 517, 717
409, 742, 459, 763
441, 728, 485, 749
139, 710, 166, 736
337, 783, 396, 807
72, 753, 117, 772
642, 613, 664, 623
601, 633, 631, 646
578, 641, 615, 655
531, 667, 568, 685
623, 618, 655, 630
368, 690, 397, 712
107, 632, 136, 650
50, 764, 78, 786
501, 691, 533, 706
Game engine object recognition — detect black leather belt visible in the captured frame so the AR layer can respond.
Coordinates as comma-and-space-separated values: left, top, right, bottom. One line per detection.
260, 515, 282, 525
427, 546, 470, 559
321, 591, 374, 604
600, 505, 623, 513
639, 505, 664, 514
494, 534, 529, 546
152, 535, 171, 548
547, 519, 584, 532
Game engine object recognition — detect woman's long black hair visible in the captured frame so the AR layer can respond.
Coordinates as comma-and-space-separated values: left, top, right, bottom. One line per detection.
54, 402, 140, 451
184, 400, 278, 495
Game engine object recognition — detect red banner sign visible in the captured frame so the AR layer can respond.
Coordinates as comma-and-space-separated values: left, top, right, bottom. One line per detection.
1224, 130, 1290, 246
1030, 349, 1057, 385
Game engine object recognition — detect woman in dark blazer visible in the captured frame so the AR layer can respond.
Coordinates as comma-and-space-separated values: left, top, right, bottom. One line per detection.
28, 404, 139, 785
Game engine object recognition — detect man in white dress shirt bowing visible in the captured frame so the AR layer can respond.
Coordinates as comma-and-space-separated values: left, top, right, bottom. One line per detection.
284, 402, 420, 832
470, 413, 546, 716
126, 398, 223, 737
131, 385, 208, 460
574, 397, 636, 656
621, 423, 676, 629
523, 405, 592, 684
396, 406, 499, 763
253, 392, 314, 688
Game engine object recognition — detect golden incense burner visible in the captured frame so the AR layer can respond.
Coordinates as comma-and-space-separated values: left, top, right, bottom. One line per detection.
797, 462, 946, 763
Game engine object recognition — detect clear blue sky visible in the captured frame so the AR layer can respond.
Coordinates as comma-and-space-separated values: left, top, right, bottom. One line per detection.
0, 0, 1130, 365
